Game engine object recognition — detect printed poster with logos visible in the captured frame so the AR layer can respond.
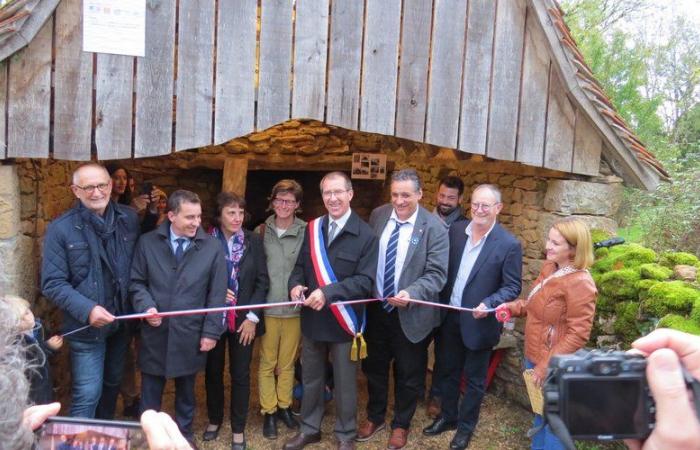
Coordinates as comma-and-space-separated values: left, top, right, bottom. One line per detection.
351, 153, 387, 180
83, 0, 146, 57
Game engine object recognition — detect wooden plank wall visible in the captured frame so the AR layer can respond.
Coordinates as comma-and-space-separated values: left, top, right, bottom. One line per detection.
0, 0, 603, 179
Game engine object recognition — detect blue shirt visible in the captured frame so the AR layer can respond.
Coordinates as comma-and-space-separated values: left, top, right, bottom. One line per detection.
169, 226, 191, 254
449, 220, 496, 307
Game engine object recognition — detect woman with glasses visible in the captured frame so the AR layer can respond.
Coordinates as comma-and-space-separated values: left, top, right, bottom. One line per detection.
203, 192, 269, 450
496, 217, 597, 450
254, 179, 307, 440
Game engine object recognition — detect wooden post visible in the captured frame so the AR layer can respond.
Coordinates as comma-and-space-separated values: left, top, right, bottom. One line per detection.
222, 158, 249, 196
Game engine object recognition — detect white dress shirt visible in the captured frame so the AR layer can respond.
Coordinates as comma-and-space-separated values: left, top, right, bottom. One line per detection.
449, 220, 496, 307
327, 208, 352, 239
376, 208, 419, 297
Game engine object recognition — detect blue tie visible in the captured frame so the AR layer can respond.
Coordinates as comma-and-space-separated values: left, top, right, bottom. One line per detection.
382, 220, 405, 312
175, 238, 186, 263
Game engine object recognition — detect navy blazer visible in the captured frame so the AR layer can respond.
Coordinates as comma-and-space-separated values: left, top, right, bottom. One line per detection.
440, 220, 523, 350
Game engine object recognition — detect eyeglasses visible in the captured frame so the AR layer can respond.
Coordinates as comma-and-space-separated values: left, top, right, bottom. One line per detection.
273, 198, 298, 207
322, 189, 349, 199
73, 183, 110, 194
470, 202, 499, 212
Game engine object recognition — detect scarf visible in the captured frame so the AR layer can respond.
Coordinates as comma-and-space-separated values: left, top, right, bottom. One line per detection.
79, 202, 130, 311
212, 227, 246, 332
527, 265, 582, 301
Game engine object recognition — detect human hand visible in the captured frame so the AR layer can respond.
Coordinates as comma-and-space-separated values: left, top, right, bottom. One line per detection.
472, 302, 489, 319
199, 337, 217, 352
226, 289, 236, 303
46, 335, 63, 350
625, 329, 700, 450
88, 305, 115, 327
237, 319, 256, 346
387, 290, 410, 308
145, 307, 162, 327
495, 304, 511, 323
141, 410, 193, 450
290, 285, 307, 302
303, 289, 326, 311
23, 402, 61, 431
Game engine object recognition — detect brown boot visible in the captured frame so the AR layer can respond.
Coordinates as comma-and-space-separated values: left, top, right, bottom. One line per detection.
356, 421, 386, 442
387, 428, 408, 450
426, 397, 441, 418
283, 432, 322, 450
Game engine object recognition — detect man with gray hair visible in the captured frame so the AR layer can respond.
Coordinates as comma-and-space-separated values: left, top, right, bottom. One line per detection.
357, 168, 448, 450
41, 163, 140, 418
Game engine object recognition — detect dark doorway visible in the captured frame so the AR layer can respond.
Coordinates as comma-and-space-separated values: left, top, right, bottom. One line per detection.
244, 170, 388, 229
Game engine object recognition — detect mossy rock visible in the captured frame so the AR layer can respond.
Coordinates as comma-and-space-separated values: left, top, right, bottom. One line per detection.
689, 299, 700, 324
594, 247, 609, 260
657, 314, 700, 335
641, 281, 700, 317
659, 251, 700, 268
592, 244, 657, 274
595, 294, 616, 313
637, 279, 660, 301
639, 263, 673, 281
598, 269, 641, 300
590, 228, 613, 245
613, 302, 641, 343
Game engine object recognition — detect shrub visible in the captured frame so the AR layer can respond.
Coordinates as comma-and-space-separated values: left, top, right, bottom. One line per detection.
598, 269, 641, 300
658, 314, 700, 335
659, 251, 700, 268
641, 281, 700, 317
639, 263, 673, 281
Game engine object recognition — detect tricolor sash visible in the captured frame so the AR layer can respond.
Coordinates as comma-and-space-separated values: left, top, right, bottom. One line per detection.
308, 216, 367, 360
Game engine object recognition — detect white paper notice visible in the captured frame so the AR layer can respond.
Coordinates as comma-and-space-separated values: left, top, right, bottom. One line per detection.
83, 0, 146, 57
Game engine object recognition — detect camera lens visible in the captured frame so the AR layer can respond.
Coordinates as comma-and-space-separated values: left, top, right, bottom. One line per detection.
598, 363, 612, 375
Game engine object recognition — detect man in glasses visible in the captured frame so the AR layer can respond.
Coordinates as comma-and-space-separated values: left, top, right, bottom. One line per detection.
423, 184, 522, 449
41, 163, 140, 418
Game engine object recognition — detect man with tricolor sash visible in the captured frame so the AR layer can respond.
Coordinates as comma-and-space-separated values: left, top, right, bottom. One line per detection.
283, 172, 378, 450
357, 168, 448, 450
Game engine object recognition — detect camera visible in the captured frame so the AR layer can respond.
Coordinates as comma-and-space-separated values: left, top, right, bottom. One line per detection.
543, 349, 655, 441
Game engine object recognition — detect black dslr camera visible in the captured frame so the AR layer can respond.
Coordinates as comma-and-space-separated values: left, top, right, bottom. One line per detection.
543, 350, 655, 442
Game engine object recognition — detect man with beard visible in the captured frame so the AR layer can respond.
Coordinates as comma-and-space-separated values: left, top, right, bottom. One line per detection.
433, 176, 467, 227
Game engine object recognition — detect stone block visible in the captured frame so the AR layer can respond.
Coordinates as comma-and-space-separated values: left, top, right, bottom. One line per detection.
513, 178, 538, 191
536, 212, 617, 242
544, 179, 622, 216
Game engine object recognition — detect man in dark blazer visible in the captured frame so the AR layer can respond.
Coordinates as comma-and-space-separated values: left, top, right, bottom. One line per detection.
357, 169, 448, 450
283, 172, 378, 450
423, 184, 522, 450
130, 190, 228, 445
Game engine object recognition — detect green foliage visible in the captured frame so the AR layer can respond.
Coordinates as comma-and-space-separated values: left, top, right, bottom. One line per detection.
590, 228, 612, 244
659, 251, 700, 268
594, 247, 609, 259
598, 269, 641, 300
614, 302, 640, 344
639, 263, 673, 281
658, 314, 700, 335
637, 279, 660, 301
592, 244, 656, 274
641, 281, 700, 317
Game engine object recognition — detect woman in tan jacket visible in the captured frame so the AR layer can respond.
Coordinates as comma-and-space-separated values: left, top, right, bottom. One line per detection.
497, 217, 597, 450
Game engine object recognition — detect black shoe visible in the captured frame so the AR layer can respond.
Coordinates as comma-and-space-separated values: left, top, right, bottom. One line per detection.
449, 431, 472, 449
202, 424, 221, 441
122, 397, 140, 418
422, 417, 457, 436
277, 407, 300, 430
263, 413, 278, 439
231, 436, 247, 450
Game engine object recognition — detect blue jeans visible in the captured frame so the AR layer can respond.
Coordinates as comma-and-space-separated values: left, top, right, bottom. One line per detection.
525, 359, 564, 450
69, 323, 129, 418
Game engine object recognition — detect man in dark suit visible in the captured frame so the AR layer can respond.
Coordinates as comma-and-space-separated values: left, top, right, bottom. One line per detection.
423, 184, 522, 450
283, 172, 378, 450
357, 169, 448, 450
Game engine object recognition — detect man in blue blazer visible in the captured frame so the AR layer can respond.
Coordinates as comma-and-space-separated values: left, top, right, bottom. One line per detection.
423, 184, 522, 450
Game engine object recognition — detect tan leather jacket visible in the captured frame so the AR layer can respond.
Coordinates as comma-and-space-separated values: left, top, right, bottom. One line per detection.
506, 260, 597, 379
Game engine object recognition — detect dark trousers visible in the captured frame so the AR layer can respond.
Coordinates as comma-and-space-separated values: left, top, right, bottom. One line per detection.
438, 311, 492, 434
205, 330, 255, 433
140, 372, 197, 439
428, 328, 443, 399
362, 305, 429, 429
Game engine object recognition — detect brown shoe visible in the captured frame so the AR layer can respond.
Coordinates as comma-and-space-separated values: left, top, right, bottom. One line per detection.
387, 428, 408, 450
427, 397, 441, 418
337, 440, 356, 450
283, 432, 322, 450
356, 421, 386, 442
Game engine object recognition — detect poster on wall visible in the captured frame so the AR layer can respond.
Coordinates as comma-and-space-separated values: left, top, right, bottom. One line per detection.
83, 0, 146, 57
351, 153, 387, 180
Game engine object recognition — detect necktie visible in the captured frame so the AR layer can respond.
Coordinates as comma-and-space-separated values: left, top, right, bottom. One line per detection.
328, 221, 338, 244
175, 238, 186, 263
382, 220, 406, 312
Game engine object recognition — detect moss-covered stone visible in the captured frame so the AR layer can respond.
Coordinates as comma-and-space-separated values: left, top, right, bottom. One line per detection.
598, 269, 641, 300
641, 281, 700, 317
595, 294, 616, 313
659, 251, 700, 268
639, 263, 673, 281
592, 244, 657, 274
613, 302, 640, 344
594, 247, 609, 260
590, 228, 613, 244
637, 279, 660, 301
689, 299, 700, 324
658, 314, 700, 335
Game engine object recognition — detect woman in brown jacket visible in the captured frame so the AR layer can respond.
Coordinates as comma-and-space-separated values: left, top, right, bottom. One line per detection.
496, 217, 597, 450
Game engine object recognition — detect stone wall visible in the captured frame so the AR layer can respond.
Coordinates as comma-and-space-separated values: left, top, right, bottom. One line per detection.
10, 119, 624, 408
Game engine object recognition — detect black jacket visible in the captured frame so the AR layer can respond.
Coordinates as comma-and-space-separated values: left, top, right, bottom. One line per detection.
289, 211, 378, 342
130, 221, 228, 378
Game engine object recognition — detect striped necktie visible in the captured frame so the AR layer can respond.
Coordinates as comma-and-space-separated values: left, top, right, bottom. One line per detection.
382, 220, 406, 312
